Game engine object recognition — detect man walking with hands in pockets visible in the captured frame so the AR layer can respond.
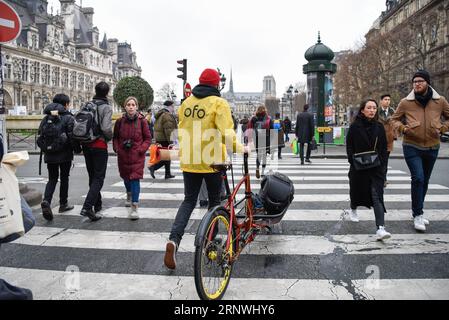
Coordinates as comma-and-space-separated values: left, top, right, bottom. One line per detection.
391, 70, 449, 232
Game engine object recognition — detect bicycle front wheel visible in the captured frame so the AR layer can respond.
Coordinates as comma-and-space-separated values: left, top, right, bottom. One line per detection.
194, 209, 234, 301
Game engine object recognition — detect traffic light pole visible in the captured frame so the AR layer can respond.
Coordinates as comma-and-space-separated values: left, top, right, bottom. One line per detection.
0, 44, 7, 153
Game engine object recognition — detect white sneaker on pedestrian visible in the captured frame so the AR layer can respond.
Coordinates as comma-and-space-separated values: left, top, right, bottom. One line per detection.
376, 226, 392, 241
348, 209, 359, 223
129, 203, 139, 221
414, 216, 426, 232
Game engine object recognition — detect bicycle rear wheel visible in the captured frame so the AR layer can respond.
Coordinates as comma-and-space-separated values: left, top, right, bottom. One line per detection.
194, 209, 234, 300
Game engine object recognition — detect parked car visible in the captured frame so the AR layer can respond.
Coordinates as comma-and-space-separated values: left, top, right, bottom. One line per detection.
441, 132, 449, 143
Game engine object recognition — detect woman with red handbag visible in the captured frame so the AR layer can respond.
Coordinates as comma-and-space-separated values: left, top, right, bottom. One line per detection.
113, 97, 151, 220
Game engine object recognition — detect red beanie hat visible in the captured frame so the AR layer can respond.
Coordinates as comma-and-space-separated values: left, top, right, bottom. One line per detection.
199, 69, 221, 87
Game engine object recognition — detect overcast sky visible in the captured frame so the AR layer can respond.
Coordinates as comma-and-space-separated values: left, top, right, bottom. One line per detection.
47, 0, 386, 98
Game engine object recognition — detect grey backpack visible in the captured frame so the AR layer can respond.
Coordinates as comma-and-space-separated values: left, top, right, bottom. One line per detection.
72, 102, 100, 144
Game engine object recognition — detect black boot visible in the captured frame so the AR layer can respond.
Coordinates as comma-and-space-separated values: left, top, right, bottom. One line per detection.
149, 166, 156, 179
165, 174, 175, 180
41, 201, 54, 221
80, 209, 102, 222
59, 203, 75, 213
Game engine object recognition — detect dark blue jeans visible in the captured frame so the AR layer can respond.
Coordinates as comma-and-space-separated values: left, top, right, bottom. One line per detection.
403, 145, 439, 217
169, 172, 222, 245
124, 180, 140, 203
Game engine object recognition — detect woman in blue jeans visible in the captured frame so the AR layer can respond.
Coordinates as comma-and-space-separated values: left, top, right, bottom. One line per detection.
113, 97, 152, 220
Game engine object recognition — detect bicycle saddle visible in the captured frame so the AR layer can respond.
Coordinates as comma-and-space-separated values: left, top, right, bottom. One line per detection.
210, 163, 233, 172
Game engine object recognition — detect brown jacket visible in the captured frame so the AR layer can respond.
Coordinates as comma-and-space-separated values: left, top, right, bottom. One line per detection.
391, 88, 449, 148
378, 107, 397, 153
154, 109, 178, 143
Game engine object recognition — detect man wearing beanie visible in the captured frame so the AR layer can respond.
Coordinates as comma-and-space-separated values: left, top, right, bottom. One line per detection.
150, 100, 178, 179
164, 68, 247, 270
391, 70, 449, 232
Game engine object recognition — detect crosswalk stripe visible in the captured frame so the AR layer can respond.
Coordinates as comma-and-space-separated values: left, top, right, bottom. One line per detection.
57, 206, 449, 222
14, 227, 449, 255
95, 192, 449, 203
2, 267, 447, 300
111, 182, 449, 190
147, 169, 407, 175
143, 175, 412, 181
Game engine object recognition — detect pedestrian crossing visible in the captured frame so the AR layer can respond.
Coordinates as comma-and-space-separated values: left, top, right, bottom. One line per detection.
2, 156, 449, 300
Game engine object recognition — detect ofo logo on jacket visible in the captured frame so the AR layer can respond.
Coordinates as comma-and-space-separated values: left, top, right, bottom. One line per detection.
184, 105, 206, 119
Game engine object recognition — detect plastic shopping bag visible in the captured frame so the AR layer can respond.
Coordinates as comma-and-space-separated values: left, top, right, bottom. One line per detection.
0, 152, 29, 240
291, 139, 299, 155
148, 144, 161, 167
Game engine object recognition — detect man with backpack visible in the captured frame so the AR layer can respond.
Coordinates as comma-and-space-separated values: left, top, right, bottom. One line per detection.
73, 82, 113, 222
38, 94, 79, 221
247, 106, 273, 179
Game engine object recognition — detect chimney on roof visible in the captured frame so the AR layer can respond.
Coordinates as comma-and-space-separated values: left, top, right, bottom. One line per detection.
81, 7, 94, 28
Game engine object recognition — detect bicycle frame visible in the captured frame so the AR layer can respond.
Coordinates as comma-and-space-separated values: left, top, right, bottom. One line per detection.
219, 153, 271, 264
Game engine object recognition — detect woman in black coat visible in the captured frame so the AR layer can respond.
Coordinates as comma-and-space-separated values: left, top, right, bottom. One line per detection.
346, 99, 392, 241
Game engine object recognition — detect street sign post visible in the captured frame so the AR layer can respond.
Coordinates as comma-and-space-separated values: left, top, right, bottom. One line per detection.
0, 0, 22, 153
184, 83, 192, 98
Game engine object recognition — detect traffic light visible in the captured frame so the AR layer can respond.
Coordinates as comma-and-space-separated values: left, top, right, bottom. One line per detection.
177, 59, 187, 81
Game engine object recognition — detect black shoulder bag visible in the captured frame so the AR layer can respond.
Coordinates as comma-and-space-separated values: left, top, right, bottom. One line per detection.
352, 137, 381, 171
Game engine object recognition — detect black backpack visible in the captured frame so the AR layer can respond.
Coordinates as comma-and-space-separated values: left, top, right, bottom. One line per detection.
37, 115, 68, 153
72, 102, 100, 144
259, 172, 295, 216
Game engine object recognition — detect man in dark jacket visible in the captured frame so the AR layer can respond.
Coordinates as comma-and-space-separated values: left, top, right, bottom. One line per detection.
39, 94, 79, 221
284, 117, 292, 142
296, 104, 315, 165
150, 101, 178, 179
80, 82, 113, 221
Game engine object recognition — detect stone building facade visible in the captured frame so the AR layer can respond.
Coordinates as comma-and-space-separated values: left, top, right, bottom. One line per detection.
367, 0, 449, 98
0, 0, 142, 114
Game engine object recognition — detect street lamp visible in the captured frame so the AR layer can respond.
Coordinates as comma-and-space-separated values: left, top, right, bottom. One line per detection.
217, 68, 227, 92
286, 85, 298, 120
281, 97, 287, 119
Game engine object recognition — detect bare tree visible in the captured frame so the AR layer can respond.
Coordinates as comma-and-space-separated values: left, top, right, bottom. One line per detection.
156, 83, 178, 101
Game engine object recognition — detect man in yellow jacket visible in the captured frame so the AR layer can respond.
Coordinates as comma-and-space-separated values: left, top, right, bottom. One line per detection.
164, 68, 246, 270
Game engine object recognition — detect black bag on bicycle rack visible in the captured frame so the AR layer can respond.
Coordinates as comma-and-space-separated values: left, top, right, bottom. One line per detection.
259, 172, 295, 220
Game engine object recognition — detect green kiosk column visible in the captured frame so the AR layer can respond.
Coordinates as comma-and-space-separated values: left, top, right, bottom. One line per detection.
303, 33, 337, 154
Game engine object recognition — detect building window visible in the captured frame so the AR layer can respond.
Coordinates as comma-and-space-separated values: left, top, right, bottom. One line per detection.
78, 74, 84, 90
31, 61, 40, 84
430, 24, 438, 44
52, 67, 60, 87
62, 69, 69, 87
21, 59, 29, 82
70, 71, 77, 89
21, 91, 29, 107
42, 64, 51, 85
5, 62, 12, 80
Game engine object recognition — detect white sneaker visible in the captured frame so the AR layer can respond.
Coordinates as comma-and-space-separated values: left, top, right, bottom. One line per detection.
412, 216, 430, 226
129, 204, 139, 221
414, 216, 426, 232
376, 227, 392, 241
348, 209, 360, 223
